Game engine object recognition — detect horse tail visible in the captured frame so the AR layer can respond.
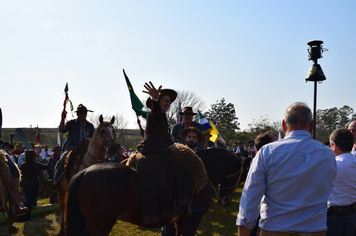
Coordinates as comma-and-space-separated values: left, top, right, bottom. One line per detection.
67, 171, 87, 236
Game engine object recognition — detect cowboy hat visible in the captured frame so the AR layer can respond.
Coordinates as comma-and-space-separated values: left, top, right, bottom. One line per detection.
75, 104, 93, 113
179, 107, 197, 115
146, 89, 177, 108
180, 127, 204, 143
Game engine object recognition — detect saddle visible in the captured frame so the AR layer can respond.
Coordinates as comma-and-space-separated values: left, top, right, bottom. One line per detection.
127, 143, 207, 194
58, 143, 88, 191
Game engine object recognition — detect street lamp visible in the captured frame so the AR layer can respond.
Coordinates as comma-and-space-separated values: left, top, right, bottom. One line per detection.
305, 40, 328, 139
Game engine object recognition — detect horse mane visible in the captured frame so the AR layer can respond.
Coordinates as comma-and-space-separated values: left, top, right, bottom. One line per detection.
64, 142, 88, 175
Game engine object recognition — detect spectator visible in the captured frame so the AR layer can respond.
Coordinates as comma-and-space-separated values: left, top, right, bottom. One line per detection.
19, 149, 52, 221
179, 127, 204, 152
171, 107, 203, 145
40, 144, 52, 161
236, 102, 337, 235
327, 128, 356, 236
347, 121, 356, 157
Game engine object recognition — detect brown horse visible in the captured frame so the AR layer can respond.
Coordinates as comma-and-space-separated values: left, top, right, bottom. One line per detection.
66, 148, 242, 236
57, 115, 117, 235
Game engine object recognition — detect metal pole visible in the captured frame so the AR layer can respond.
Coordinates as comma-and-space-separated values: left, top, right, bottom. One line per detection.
313, 80, 317, 139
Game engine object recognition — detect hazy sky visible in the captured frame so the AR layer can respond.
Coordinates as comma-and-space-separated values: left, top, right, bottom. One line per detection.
1, 1, 355, 132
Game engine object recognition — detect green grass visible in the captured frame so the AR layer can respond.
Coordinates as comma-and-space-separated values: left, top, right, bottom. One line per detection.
0, 184, 243, 235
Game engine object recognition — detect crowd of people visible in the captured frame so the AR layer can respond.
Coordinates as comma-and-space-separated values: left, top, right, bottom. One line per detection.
0, 141, 60, 222
1, 84, 356, 235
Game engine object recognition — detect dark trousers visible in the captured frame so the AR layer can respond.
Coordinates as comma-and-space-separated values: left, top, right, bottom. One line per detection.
326, 214, 356, 236
161, 223, 176, 236
20, 183, 40, 221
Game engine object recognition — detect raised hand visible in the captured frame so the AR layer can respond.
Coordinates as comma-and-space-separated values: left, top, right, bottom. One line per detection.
143, 81, 162, 99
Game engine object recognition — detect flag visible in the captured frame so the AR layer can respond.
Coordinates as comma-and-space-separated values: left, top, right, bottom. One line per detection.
198, 110, 222, 143
198, 110, 212, 131
278, 131, 282, 140
209, 121, 220, 143
63, 85, 74, 118
177, 104, 183, 123
36, 127, 40, 144
123, 69, 149, 119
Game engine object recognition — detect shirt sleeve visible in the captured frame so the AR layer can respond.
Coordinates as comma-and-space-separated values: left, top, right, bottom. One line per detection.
236, 150, 267, 229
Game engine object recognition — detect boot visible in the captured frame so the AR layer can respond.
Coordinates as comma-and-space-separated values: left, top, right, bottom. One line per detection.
11, 204, 28, 217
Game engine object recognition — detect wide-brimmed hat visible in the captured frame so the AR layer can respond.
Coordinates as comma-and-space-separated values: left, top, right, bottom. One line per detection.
75, 104, 93, 113
248, 140, 255, 144
180, 127, 204, 143
146, 89, 177, 108
52, 146, 61, 151
179, 107, 197, 115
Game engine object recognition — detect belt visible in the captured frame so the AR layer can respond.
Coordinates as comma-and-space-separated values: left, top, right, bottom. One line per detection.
327, 203, 356, 216
258, 229, 326, 236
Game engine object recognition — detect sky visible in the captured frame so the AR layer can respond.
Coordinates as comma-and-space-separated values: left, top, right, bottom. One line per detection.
1, 1, 356, 132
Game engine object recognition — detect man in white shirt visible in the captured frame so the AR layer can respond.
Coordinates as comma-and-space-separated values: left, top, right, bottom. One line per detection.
327, 128, 356, 236
237, 102, 336, 236
347, 121, 356, 156
40, 144, 52, 161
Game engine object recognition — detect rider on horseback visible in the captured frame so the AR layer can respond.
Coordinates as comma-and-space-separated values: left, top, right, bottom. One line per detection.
51, 104, 95, 188
137, 82, 193, 225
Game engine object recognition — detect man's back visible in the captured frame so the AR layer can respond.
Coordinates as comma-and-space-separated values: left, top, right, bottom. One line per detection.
237, 130, 336, 232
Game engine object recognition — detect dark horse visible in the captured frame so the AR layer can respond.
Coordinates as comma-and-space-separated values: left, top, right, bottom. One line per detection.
67, 148, 243, 236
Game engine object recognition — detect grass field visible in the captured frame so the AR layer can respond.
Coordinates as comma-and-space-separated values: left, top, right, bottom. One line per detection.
0, 185, 243, 236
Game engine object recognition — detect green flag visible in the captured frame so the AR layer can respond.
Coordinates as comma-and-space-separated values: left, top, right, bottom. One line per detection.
123, 69, 149, 119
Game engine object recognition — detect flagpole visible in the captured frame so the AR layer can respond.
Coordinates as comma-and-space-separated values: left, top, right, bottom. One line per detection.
60, 83, 68, 156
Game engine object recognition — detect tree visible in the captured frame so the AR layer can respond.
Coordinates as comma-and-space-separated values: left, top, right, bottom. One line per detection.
167, 90, 206, 127
315, 105, 354, 141
246, 114, 282, 136
204, 98, 239, 146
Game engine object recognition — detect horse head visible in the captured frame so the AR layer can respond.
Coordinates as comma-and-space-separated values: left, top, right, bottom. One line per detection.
198, 148, 243, 207
97, 115, 117, 156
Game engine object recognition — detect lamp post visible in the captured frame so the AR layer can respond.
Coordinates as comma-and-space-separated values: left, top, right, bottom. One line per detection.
305, 40, 327, 139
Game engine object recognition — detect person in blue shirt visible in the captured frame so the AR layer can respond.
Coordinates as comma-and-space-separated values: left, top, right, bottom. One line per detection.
237, 102, 337, 236
51, 104, 94, 187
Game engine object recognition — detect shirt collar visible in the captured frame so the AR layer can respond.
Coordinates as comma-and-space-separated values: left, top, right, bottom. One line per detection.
284, 130, 312, 139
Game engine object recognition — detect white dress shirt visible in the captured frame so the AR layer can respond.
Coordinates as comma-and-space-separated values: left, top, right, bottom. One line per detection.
328, 152, 356, 206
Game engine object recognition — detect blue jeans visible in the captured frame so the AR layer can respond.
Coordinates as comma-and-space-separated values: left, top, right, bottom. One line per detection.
20, 182, 40, 221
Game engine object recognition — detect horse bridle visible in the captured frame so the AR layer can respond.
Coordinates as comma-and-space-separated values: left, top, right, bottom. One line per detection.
207, 163, 244, 206
85, 124, 116, 164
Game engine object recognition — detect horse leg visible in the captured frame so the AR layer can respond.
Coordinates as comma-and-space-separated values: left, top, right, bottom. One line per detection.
78, 192, 118, 236
176, 214, 204, 236
63, 192, 68, 234
58, 189, 67, 235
